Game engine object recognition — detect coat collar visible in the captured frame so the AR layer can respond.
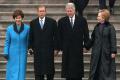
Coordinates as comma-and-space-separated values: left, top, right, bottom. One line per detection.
96, 21, 111, 27
13, 23, 24, 34
66, 15, 78, 29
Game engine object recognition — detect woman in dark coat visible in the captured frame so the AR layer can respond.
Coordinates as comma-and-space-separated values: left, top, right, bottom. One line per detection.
88, 9, 117, 80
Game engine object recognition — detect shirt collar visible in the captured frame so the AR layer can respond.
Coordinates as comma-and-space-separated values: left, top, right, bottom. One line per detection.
39, 17, 45, 23
69, 15, 75, 25
69, 15, 75, 20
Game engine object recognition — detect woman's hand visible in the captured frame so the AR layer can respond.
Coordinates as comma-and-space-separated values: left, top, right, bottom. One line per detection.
4, 55, 8, 60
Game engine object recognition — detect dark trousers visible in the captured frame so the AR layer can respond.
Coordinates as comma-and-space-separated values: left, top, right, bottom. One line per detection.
99, 0, 116, 9
66, 78, 82, 80
70, 0, 89, 16
35, 74, 54, 80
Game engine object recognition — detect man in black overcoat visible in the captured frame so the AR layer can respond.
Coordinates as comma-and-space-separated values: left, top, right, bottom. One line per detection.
57, 3, 90, 80
28, 5, 58, 80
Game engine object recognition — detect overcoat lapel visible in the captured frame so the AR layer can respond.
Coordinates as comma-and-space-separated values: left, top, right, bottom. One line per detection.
73, 15, 78, 30
36, 17, 47, 31
13, 23, 24, 34
36, 18, 41, 29
66, 16, 73, 29
67, 15, 78, 30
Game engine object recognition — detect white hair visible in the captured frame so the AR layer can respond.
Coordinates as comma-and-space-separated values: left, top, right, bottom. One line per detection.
65, 3, 75, 10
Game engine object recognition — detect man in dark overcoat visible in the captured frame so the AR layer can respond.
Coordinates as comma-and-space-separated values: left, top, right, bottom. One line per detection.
28, 5, 58, 80
57, 3, 90, 80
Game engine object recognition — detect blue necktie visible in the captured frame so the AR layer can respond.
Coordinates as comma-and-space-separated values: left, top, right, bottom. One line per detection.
40, 20, 43, 29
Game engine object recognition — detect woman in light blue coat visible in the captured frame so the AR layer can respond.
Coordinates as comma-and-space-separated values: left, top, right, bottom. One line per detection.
4, 10, 29, 80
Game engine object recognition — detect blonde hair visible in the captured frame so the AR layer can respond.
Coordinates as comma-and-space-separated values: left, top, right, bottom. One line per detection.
99, 9, 110, 21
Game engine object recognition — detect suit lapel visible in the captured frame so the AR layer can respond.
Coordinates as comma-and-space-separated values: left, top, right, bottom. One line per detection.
67, 15, 78, 30
36, 18, 42, 29
73, 15, 77, 29
66, 16, 73, 29
66, 15, 78, 30
36, 17, 47, 30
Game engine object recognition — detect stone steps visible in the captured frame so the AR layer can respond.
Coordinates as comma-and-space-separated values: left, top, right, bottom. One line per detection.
0, 4, 119, 20
0, 20, 120, 40
0, 53, 120, 63
0, 20, 119, 28
0, 26, 120, 37
0, 12, 120, 21
0, 0, 120, 4
88, 0, 120, 5
1, 42, 120, 52
0, 0, 68, 4
0, 52, 120, 79
1, 35, 120, 46
0, 68, 120, 78
0, 0, 120, 80
0, 78, 120, 80
0, 78, 65, 80
0, 4, 119, 12
0, 60, 120, 70
0, 9, 119, 20
0, 4, 65, 12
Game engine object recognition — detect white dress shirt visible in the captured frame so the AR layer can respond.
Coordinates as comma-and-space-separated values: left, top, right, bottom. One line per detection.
69, 15, 75, 26
39, 17, 45, 29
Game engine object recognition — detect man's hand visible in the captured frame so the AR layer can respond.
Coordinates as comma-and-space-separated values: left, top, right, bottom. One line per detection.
28, 49, 34, 55
54, 50, 59, 56
83, 48, 88, 53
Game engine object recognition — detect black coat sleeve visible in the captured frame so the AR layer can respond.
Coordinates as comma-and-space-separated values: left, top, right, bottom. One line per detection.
110, 25, 117, 54
28, 21, 34, 50
53, 20, 59, 50
82, 17, 90, 50
57, 19, 63, 51
86, 25, 96, 50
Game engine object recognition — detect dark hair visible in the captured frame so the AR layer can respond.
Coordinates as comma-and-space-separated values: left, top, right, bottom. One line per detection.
37, 5, 46, 11
13, 10, 24, 19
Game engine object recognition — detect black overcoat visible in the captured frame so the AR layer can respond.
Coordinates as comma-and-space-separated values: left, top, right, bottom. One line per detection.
88, 22, 117, 80
58, 15, 89, 78
29, 17, 58, 75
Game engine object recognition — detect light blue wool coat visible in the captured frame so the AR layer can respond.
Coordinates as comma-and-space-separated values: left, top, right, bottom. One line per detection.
4, 23, 29, 80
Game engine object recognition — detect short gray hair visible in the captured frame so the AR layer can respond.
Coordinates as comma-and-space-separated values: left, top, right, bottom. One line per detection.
65, 3, 75, 10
